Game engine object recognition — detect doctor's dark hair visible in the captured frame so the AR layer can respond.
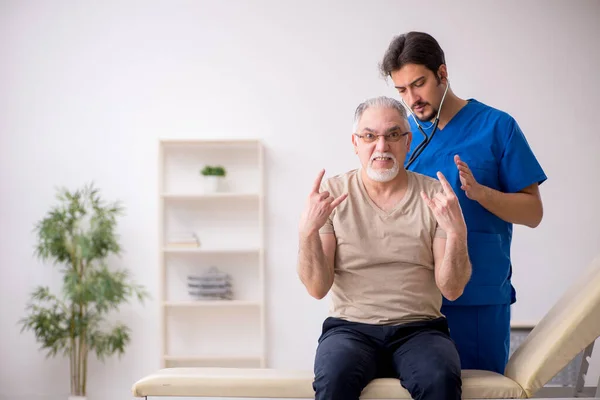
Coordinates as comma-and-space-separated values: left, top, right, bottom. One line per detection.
379, 32, 446, 79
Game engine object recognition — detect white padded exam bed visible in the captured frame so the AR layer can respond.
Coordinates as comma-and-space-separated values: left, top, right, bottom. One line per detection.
132, 255, 600, 399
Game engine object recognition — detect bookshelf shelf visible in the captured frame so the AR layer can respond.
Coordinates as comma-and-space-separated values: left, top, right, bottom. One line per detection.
158, 138, 266, 369
163, 355, 262, 362
161, 192, 260, 200
163, 247, 261, 254
164, 300, 261, 308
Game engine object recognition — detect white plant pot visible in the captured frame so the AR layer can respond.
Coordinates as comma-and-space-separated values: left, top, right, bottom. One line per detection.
203, 176, 222, 193
68, 396, 86, 400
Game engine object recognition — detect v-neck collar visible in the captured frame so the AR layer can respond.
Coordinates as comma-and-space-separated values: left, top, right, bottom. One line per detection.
436, 98, 474, 132
357, 169, 414, 219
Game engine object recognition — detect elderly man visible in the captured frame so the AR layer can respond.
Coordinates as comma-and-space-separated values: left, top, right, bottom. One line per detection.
297, 96, 471, 400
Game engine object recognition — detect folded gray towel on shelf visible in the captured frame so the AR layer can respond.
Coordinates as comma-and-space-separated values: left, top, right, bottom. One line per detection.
187, 266, 233, 300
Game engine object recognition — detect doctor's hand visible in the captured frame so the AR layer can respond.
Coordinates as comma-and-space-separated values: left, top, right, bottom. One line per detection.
299, 169, 347, 238
421, 171, 467, 237
455, 155, 485, 201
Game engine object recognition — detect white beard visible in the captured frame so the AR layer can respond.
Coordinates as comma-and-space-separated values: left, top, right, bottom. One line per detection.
366, 152, 399, 182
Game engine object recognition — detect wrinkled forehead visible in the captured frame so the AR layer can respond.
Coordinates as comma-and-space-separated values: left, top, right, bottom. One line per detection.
356, 106, 410, 133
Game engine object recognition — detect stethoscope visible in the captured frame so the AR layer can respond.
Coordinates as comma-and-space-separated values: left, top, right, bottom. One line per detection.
402, 81, 450, 169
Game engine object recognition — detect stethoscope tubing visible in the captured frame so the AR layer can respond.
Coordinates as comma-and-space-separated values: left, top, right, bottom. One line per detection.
401, 81, 449, 169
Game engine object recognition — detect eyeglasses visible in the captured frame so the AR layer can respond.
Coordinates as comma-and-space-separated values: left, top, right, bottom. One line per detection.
354, 131, 409, 143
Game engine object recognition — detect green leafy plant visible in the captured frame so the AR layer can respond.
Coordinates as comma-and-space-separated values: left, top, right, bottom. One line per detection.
19, 183, 149, 397
200, 165, 226, 177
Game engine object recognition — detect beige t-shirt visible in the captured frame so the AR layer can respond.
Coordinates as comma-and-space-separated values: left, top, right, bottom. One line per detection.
319, 168, 446, 326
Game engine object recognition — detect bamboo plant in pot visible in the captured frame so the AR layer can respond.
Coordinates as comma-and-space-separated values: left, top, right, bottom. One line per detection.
19, 183, 149, 400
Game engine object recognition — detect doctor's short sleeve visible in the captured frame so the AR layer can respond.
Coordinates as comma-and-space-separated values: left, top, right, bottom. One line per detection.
498, 118, 548, 193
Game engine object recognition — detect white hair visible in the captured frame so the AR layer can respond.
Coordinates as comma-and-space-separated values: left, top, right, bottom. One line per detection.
352, 96, 408, 132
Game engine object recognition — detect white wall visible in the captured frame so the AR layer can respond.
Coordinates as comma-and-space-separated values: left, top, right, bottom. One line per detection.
1, 1, 599, 399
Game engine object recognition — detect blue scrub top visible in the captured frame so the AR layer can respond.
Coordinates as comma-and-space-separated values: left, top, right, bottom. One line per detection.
405, 99, 547, 306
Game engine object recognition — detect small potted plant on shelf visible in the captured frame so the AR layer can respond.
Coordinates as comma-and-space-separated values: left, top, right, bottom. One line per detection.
200, 165, 226, 193
18, 183, 149, 400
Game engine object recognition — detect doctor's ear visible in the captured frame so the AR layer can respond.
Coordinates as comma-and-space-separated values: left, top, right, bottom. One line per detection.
436, 65, 449, 84
438, 73, 448, 85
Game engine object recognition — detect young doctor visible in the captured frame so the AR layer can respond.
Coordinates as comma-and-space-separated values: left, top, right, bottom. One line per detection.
378, 31, 547, 374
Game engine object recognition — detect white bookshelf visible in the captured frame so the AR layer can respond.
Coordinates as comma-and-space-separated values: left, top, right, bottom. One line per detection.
158, 138, 266, 369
